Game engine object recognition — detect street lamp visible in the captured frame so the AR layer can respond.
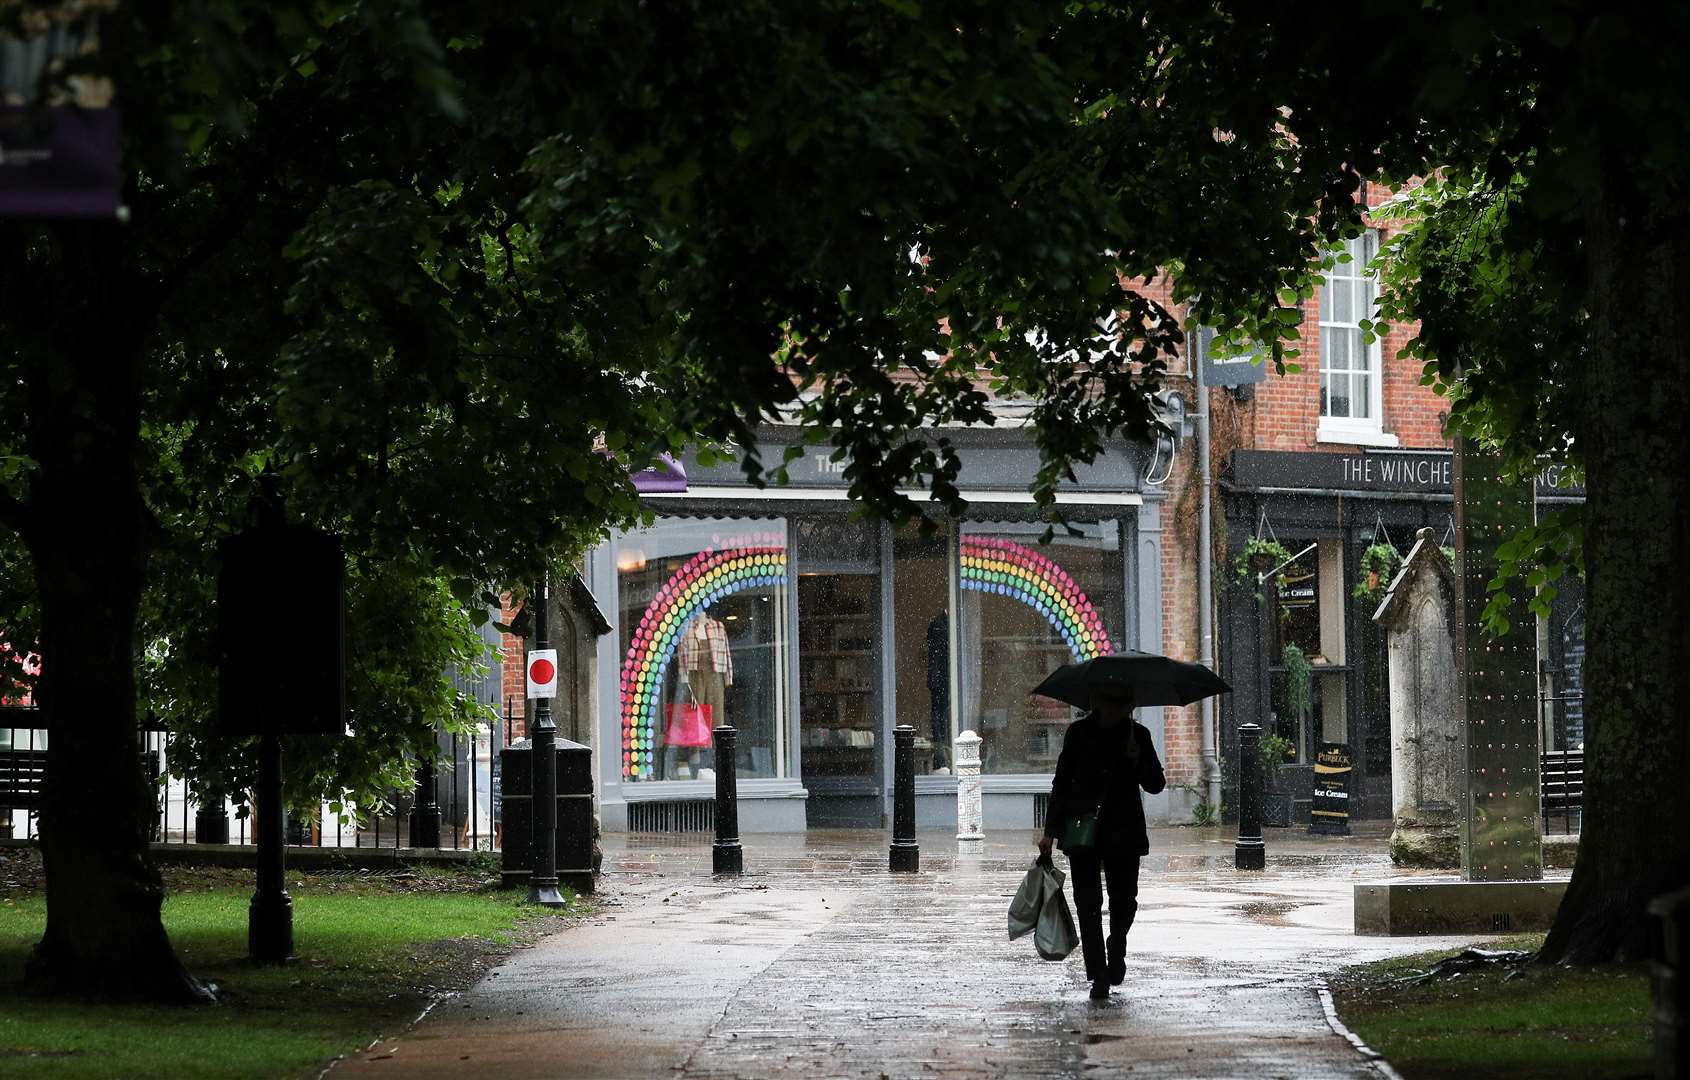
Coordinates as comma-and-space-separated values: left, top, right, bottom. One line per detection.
528, 573, 566, 907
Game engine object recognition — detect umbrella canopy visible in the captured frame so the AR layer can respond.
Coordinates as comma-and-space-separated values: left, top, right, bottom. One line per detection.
1030, 651, 1231, 710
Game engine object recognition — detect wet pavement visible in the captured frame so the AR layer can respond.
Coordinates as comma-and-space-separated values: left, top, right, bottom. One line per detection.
333, 825, 1507, 1079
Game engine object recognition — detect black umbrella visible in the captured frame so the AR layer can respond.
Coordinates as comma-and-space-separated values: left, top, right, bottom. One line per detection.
1030, 650, 1231, 710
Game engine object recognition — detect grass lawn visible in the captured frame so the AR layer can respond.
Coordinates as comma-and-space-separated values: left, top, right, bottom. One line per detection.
1329, 933, 1653, 1080
0, 855, 587, 1080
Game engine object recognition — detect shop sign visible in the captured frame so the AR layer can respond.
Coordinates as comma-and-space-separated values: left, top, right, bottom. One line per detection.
1230, 449, 1584, 499
1310, 742, 1352, 836
1196, 326, 1268, 388
684, 435, 1144, 492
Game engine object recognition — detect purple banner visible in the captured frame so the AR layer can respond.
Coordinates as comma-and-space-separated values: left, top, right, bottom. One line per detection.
0, 106, 122, 219
630, 452, 688, 493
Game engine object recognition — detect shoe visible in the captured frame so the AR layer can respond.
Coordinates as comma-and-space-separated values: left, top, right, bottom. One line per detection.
1089, 978, 1109, 1000
1107, 938, 1126, 985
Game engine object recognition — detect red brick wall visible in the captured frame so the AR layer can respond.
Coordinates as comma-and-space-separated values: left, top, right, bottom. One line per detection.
1240, 190, 1451, 453
500, 595, 527, 742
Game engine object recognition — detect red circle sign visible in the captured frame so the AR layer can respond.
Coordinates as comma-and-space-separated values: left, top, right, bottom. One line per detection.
529, 658, 556, 685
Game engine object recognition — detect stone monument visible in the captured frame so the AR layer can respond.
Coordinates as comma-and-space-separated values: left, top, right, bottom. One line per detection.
955, 730, 983, 843
1373, 528, 1462, 868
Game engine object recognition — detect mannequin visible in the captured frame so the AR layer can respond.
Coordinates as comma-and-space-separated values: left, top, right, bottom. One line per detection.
926, 613, 950, 771
676, 614, 732, 778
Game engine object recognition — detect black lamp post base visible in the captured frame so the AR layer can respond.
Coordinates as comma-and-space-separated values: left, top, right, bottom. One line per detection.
248, 891, 294, 964
1234, 839, 1265, 871
889, 842, 920, 873
527, 879, 568, 907
713, 841, 743, 875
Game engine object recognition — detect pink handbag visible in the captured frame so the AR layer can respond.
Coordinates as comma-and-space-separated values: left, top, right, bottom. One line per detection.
664, 702, 714, 748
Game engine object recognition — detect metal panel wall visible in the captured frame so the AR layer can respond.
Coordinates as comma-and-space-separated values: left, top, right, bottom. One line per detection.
1454, 441, 1543, 881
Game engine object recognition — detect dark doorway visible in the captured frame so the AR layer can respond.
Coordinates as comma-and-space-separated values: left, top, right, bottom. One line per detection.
795, 515, 885, 828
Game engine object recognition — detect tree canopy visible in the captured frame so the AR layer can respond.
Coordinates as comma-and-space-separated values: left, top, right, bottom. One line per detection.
2, 0, 1686, 995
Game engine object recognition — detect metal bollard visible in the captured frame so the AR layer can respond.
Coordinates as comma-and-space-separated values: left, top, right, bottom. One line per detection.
1652, 886, 1690, 1079
712, 724, 743, 875
195, 791, 229, 844
889, 725, 919, 872
955, 730, 983, 843
1235, 722, 1266, 871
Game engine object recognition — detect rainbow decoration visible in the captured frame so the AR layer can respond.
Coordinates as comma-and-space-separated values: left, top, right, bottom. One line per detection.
959, 536, 1114, 661
618, 540, 787, 779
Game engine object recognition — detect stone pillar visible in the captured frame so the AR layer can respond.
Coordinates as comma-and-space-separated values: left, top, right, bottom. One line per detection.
1374, 528, 1462, 868
955, 730, 983, 842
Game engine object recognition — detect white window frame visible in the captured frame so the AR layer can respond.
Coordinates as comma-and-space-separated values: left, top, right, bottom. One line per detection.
1317, 231, 1397, 447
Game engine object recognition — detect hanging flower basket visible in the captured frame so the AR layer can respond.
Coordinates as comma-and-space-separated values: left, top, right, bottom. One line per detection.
1352, 542, 1402, 605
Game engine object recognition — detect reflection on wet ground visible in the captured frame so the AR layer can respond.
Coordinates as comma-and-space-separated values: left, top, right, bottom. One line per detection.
336, 825, 1508, 1079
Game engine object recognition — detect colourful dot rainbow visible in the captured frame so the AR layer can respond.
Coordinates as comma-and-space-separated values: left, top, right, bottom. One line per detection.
618, 543, 788, 779
959, 536, 1114, 661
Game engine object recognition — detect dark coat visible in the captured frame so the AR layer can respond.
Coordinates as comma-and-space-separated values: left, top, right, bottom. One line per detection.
1043, 715, 1166, 856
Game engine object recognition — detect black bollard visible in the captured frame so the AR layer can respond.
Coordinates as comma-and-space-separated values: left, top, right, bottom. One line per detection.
712, 724, 743, 875
249, 732, 293, 963
195, 790, 229, 844
410, 756, 441, 849
1235, 722, 1265, 871
889, 725, 919, 872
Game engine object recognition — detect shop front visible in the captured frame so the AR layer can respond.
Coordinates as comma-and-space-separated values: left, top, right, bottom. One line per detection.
1219, 448, 1585, 823
590, 426, 1170, 833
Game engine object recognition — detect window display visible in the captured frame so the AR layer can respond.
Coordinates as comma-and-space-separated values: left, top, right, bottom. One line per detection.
956, 522, 1125, 774
616, 519, 788, 782
891, 524, 951, 773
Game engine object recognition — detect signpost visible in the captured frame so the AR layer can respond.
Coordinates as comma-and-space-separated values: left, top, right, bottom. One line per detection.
216, 490, 347, 964
1310, 743, 1353, 836
525, 581, 567, 908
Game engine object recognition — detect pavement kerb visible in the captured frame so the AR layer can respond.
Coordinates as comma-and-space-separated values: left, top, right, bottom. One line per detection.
1317, 982, 1408, 1080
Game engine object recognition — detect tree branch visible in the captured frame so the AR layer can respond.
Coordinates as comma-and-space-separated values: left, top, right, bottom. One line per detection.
149, 203, 250, 311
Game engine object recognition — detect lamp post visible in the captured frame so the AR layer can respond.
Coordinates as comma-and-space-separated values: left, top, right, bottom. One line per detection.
528, 574, 566, 907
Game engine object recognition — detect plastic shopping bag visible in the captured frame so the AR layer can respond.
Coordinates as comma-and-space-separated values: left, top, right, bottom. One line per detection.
1008, 859, 1053, 940
1034, 876, 1079, 961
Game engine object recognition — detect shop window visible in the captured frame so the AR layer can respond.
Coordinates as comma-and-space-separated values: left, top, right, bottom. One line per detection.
957, 521, 1125, 775
615, 518, 789, 783
1270, 539, 1349, 761
892, 523, 952, 774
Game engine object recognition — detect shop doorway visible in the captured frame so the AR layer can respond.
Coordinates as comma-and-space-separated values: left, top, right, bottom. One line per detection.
797, 549, 885, 827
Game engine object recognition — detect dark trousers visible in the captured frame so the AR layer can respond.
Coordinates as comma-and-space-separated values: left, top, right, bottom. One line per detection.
1067, 850, 1141, 981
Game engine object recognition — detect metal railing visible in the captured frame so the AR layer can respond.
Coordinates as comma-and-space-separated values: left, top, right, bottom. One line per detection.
2, 707, 520, 851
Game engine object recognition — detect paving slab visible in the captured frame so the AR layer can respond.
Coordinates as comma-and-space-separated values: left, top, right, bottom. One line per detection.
333, 827, 1510, 1079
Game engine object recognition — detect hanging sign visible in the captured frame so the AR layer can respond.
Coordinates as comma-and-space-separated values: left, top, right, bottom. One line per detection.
217, 520, 347, 736
1309, 742, 1352, 835
526, 649, 559, 699
0, 7, 123, 220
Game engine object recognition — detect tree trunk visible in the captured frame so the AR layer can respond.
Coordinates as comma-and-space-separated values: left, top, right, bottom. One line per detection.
17, 239, 210, 1001
1540, 175, 1690, 964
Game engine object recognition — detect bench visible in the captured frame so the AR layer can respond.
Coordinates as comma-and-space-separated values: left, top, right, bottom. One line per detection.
0, 747, 46, 809
1541, 749, 1584, 834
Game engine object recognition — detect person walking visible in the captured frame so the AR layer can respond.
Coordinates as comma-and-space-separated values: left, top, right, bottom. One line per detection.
1037, 689, 1165, 1000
